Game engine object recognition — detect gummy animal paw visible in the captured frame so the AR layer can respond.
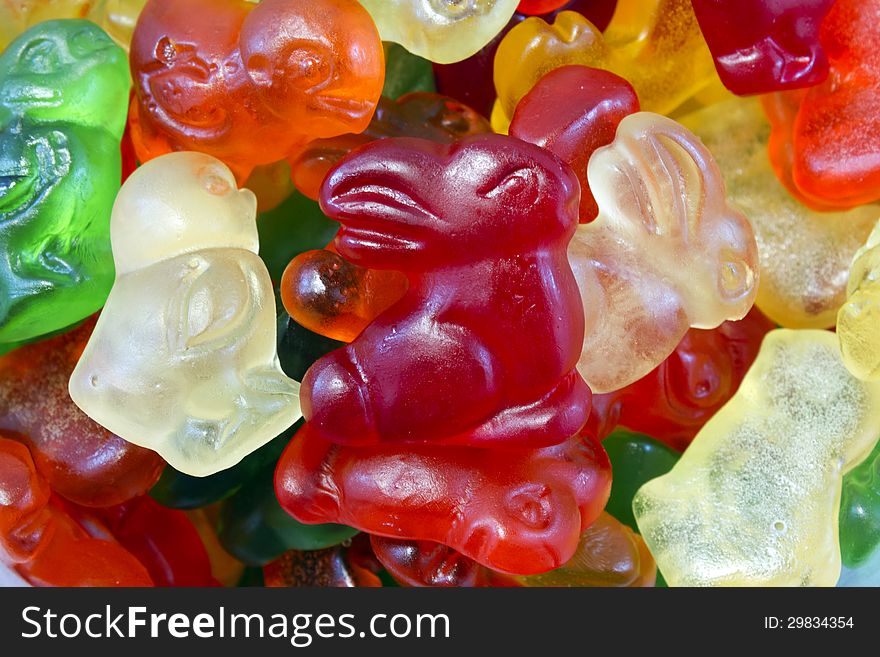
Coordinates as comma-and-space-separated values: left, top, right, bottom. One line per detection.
69, 152, 301, 477
0, 20, 129, 344
570, 112, 759, 393
128, 0, 384, 182
838, 220, 880, 382
633, 329, 880, 586
305, 133, 590, 447
359, 0, 519, 64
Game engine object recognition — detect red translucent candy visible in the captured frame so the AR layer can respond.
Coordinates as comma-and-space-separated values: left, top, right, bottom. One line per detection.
0, 437, 153, 587
275, 424, 612, 575
129, 0, 384, 182
765, 0, 880, 209
587, 307, 775, 450
304, 134, 590, 448
691, 0, 834, 95
0, 319, 164, 507
517, 0, 571, 14
509, 65, 639, 221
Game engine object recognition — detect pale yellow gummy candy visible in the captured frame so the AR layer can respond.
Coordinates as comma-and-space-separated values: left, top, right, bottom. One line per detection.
358, 0, 518, 64
633, 329, 880, 586
682, 98, 880, 329
0, 0, 146, 50
570, 112, 759, 393
491, 1, 716, 133
69, 152, 301, 477
838, 220, 880, 381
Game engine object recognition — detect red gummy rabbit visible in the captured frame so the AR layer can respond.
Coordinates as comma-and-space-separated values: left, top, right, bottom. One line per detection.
304, 134, 590, 447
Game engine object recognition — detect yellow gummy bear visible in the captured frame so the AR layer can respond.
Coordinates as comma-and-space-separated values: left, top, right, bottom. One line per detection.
682, 98, 880, 329
838, 220, 880, 381
633, 329, 880, 586
570, 112, 758, 393
358, 0, 518, 64
0, 0, 145, 50
69, 152, 301, 478
492, 1, 716, 132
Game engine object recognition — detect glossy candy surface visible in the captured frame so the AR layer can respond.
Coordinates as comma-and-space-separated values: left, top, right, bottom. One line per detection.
684, 98, 880, 329
838, 220, 880, 382
589, 308, 775, 450
359, 0, 519, 64
765, 0, 880, 209
69, 153, 300, 477
0, 20, 129, 345
0, 319, 163, 506
128, 0, 384, 182
839, 439, 880, 568
634, 330, 880, 586
570, 113, 759, 393
276, 425, 612, 575
691, 0, 834, 95
493, 2, 716, 131
304, 134, 589, 447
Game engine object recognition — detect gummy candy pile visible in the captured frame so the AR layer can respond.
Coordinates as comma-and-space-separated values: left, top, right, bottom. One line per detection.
1, 0, 879, 589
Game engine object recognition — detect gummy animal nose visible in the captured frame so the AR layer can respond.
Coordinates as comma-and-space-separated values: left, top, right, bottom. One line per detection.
302, 352, 374, 443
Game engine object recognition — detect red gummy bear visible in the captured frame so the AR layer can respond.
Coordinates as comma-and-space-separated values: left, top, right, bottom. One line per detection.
275, 424, 611, 575
0, 319, 164, 507
129, 0, 384, 183
691, 0, 835, 95
587, 307, 775, 450
303, 134, 590, 448
765, 0, 880, 209
508, 65, 639, 222
0, 437, 153, 586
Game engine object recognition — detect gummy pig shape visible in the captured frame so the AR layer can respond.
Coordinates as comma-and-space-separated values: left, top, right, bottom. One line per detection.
570, 112, 759, 393
634, 329, 880, 586
275, 424, 612, 575
0, 20, 130, 344
69, 152, 301, 477
128, 0, 384, 182
359, 0, 519, 64
306, 134, 590, 447
838, 220, 880, 382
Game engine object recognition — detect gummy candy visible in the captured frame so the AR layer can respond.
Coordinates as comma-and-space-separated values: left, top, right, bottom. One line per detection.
509, 65, 639, 222
0, 0, 146, 51
276, 424, 611, 575
305, 134, 589, 447
691, 0, 834, 95
381, 42, 436, 99
0, 318, 163, 506
358, 0, 519, 64
492, 2, 716, 132
764, 0, 880, 209
839, 439, 880, 568
588, 308, 775, 450
683, 98, 880, 330
0, 20, 129, 345
128, 0, 384, 183
69, 152, 300, 477
838, 220, 880, 382
264, 536, 382, 588
517, 0, 570, 14
569, 112, 759, 393
291, 92, 491, 201
634, 329, 880, 586
0, 436, 153, 586
370, 537, 498, 587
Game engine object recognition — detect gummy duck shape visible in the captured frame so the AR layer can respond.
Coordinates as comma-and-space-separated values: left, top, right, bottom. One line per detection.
69, 152, 300, 477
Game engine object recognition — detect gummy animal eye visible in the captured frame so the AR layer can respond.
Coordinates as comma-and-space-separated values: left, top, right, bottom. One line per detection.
19, 38, 61, 74
480, 166, 538, 202
286, 46, 333, 89
505, 483, 553, 530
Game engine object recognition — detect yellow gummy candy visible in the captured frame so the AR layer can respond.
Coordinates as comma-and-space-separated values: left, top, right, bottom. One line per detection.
0, 0, 145, 50
682, 99, 880, 330
570, 112, 758, 393
492, 1, 716, 132
69, 152, 301, 477
838, 220, 880, 381
633, 329, 880, 586
359, 0, 518, 64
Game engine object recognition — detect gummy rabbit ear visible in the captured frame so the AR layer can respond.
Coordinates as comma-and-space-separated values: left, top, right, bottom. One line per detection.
571, 113, 759, 393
